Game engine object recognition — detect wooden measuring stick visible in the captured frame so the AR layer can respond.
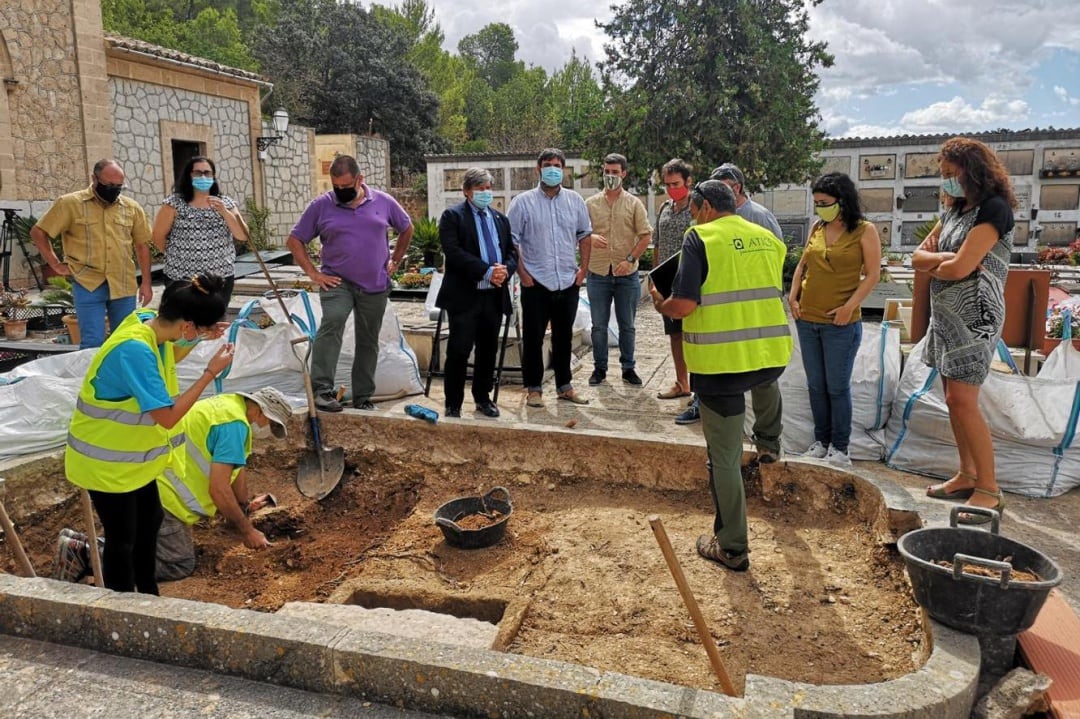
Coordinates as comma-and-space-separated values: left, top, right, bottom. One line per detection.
80, 490, 104, 589
648, 514, 737, 697
0, 479, 35, 577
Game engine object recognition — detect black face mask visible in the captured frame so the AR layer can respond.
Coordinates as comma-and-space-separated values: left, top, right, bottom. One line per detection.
95, 182, 123, 204
333, 186, 358, 204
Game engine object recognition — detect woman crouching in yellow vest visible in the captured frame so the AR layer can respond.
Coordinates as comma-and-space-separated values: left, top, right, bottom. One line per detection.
65, 274, 233, 594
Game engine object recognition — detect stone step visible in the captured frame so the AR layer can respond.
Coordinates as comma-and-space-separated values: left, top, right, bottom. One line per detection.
276, 602, 498, 651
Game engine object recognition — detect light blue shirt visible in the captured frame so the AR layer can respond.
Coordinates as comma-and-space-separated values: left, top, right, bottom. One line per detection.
470, 202, 501, 289
737, 198, 783, 240
507, 185, 592, 291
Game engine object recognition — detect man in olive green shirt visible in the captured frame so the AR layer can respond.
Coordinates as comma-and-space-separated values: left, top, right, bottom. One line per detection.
584, 153, 653, 386
31, 159, 153, 348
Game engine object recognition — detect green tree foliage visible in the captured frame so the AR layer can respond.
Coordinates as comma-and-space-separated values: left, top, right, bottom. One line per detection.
101, 0, 265, 70
457, 23, 522, 90
255, 0, 443, 171
547, 50, 604, 152
593, 0, 833, 189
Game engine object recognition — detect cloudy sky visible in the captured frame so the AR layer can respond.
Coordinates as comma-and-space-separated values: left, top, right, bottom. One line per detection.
377, 0, 1080, 139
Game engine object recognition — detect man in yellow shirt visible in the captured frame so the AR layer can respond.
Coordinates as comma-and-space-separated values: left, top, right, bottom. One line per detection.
584, 153, 653, 386
31, 159, 153, 348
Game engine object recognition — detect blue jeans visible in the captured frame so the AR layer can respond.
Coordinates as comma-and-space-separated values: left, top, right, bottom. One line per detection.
72, 281, 136, 348
586, 272, 640, 372
796, 319, 862, 452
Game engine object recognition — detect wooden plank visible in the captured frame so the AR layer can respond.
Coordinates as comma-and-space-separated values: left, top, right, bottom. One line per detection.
1018, 589, 1080, 719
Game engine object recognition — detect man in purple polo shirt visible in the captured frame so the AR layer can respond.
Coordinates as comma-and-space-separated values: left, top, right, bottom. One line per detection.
286, 155, 414, 412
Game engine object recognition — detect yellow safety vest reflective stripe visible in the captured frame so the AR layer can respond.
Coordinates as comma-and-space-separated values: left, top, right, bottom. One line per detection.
157, 394, 251, 525
683, 215, 793, 375
65, 310, 180, 492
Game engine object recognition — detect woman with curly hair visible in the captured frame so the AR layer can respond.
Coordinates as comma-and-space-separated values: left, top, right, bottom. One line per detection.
788, 172, 881, 466
913, 137, 1015, 523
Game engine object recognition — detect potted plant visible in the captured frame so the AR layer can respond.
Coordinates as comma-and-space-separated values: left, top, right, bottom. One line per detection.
407, 217, 442, 269
35, 276, 79, 343
0, 286, 32, 340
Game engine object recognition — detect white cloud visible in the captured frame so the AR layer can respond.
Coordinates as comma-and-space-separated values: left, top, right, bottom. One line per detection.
1053, 85, 1080, 106
900, 95, 1030, 131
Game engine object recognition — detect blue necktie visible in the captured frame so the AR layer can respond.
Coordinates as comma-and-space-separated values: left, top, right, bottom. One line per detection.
478, 210, 499, 264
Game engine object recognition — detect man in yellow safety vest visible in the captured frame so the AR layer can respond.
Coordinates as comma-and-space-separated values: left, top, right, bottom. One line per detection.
650, 180, 792, 572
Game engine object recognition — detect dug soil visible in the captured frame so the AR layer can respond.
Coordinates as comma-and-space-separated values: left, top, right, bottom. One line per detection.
5, 448, 923, 694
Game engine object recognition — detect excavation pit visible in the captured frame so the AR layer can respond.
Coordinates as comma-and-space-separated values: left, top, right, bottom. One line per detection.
0, 414, 980, 718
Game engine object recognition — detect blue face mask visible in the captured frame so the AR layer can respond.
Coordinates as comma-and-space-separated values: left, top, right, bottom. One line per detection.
540, 166, 564, 187
174, 336, 202, 349
942, 177, 965, 198
192, 177, 215, 192
472, 190, 493, 210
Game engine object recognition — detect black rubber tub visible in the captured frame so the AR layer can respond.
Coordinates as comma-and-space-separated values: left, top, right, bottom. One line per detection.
897, 506, 1062, 635
434, 486, 512, 549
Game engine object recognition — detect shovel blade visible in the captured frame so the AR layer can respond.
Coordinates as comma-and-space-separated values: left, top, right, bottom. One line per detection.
296, 445, 346, 500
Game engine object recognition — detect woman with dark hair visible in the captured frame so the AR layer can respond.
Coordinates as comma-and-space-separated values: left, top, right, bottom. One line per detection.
788, 172, 880, 466
914, 137, 1015, 523
64, 273, 233, 594
152, 156, 248, 301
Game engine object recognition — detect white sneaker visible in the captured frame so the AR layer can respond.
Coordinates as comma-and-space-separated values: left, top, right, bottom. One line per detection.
802, 441, 828, 459
825, 445, 852, 467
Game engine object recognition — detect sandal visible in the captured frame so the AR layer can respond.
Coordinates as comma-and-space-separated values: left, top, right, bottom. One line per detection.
526, 391, 545, 408
556, 390, 590, 405
695, 535, 749, 571
657, 381, 691, 400
926, 471, 977, 500
956, 488, 1005, 526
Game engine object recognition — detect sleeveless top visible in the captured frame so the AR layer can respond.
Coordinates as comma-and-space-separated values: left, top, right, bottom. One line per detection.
162, 193, 238, 280
798, 220, 871, 324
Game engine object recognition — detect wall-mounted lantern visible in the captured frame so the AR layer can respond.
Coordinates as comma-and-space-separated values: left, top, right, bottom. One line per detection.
256, 108, 290, 161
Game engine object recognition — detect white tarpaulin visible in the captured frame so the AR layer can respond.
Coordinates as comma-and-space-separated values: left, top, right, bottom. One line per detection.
744, 321, 902, 460
885, 337, 1080, 498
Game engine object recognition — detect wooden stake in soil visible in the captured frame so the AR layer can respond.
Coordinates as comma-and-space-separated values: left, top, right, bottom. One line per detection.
0, 478, 36, 577
80, 490, 104, 589
648, 514, 738, 697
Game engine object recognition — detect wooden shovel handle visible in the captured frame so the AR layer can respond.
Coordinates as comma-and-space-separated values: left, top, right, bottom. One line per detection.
648, 514, 737, 697
81, 490, 104, 589
0, 497, 35, 577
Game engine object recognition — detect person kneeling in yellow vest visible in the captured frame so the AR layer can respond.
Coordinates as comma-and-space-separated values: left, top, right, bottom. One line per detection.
54, 387, 292, 584
650, 180, 792, 572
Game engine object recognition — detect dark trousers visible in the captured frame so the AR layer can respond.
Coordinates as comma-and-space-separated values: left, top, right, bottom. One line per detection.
521, 282, 580, 392
89, 481, 164, 594
444, 290, 504, 410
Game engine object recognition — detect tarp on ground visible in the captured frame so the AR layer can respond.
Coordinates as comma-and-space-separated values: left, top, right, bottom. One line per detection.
745, 321, 902, 461
0, 293, 423, 459
885, 337, 1080, 498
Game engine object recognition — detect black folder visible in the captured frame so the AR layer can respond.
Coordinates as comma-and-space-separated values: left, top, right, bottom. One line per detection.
648, 251, 681, 298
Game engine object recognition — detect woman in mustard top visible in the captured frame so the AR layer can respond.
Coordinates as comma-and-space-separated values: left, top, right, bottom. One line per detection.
788, 173, 881, 466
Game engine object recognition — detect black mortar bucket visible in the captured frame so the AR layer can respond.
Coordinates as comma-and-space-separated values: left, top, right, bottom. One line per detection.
434, 487, 512, 549
897, 506, 1062, 635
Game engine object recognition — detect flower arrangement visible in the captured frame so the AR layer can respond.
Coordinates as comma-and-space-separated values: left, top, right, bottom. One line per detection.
1046, 304, 1080, 339
1036, 240, 1080, 266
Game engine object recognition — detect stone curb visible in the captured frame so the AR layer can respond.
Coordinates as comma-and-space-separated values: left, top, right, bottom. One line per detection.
0, 574, 978, 718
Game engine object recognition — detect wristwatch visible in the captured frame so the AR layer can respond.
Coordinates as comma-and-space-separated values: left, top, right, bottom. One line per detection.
625, 254, 636, 263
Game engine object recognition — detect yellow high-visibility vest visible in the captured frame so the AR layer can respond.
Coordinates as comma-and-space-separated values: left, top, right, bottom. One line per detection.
157, 394, 251, 525
65, 310, 181, 492
683, 215, 793, 374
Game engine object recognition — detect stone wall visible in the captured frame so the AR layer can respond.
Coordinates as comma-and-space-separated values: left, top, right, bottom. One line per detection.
262, 122, 315, 245
109, 77, 256, 217
356, 135, 390, 190
389, 189, 427, 221
0, 0, 97, 200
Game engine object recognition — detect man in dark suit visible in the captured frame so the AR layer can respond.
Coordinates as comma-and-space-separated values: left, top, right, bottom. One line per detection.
436, 167, 519, 418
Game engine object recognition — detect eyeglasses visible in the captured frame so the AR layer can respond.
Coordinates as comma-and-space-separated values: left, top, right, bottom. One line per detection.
191, 170, 214, 178
814, 200, 839, 208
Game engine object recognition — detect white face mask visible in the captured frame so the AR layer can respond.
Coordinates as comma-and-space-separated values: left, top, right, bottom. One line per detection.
252, 422, 272, 440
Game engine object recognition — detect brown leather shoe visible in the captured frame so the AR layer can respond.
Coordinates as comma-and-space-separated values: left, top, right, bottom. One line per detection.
556, 389, 590, 405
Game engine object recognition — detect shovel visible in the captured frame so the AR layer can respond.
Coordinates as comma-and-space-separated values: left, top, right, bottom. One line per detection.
291, 336, 346, 499
249, 244, 346, 499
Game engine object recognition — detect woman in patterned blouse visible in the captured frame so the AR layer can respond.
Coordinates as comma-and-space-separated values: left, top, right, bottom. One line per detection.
913, 137, 1015, 524
152, 156, 249, 301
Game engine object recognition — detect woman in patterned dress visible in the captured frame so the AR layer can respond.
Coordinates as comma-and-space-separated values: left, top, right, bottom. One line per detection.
152, 156, 249, 302
913, 137, 1015, 524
